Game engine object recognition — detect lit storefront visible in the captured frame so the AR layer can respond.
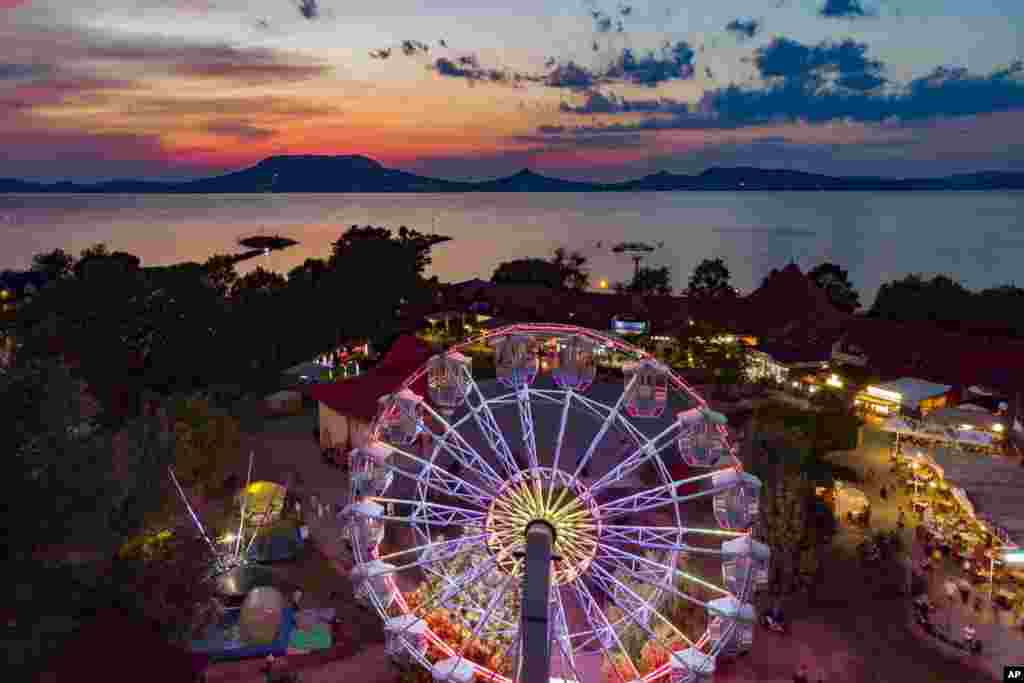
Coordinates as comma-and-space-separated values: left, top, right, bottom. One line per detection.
855, 384, 902, 417
746, 349, 788, 384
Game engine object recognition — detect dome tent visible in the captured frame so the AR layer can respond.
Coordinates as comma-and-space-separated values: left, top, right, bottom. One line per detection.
239, 586, 286, 644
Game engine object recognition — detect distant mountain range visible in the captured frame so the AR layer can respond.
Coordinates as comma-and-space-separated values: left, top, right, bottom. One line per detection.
3, 155, 1023, 193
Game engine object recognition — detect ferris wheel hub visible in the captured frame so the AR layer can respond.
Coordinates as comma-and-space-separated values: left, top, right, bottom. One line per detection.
484, 467, 601, 586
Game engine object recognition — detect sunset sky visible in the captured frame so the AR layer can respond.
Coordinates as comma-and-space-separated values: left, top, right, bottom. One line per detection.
2, 0, 1022, 182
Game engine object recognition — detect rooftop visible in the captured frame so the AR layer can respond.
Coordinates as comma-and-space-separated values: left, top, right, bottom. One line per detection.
872, 377, 952, 406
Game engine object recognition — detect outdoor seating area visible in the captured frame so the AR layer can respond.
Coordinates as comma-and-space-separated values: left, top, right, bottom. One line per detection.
887, 441, 1024, 629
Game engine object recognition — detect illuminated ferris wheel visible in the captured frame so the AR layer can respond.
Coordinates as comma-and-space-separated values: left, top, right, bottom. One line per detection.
344, 323, 768, 683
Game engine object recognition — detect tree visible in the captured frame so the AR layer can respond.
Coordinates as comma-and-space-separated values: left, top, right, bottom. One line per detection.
686, 257, 736, 299
758, 465, 812, 595
230, 265, 286, 298
807, 262, 860, 313
31, 248, 75, 281
170, 395, 241, 499
614, 265, 672, 296
551, 247, 590, 290
672, 318, 750, 389
491, 258, 564, 288
202, 254, 239, 296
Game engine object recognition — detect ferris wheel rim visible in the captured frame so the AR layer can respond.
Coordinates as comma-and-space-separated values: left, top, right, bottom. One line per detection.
349, 323, 759, 683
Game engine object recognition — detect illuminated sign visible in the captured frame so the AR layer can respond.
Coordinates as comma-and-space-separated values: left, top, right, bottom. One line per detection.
612, 318, 648, 335
866, 386, 902, 402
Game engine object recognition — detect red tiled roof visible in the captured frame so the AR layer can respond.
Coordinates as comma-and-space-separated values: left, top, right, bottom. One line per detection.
305, 335, 433, 422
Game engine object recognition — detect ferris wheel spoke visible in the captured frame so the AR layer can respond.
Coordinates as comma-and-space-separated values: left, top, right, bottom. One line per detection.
596, 543, 732, 602
442, 559, 522, 677
374, 452, 494, 509
589, 418, 684, 495
373, 497, 488, 529
550, 587, 585, 683
405, 553, 505, 622
572, 373, 639, 480
587, 559, 697, 649
461, 370, 521, 477
549, 389, 573, 483
418, 399, 506, 490
600, 525, 738, 555
568, 578, 641, 683
517, 385, 539, 471
374, 532, 490, 564
596, 468, 731, 520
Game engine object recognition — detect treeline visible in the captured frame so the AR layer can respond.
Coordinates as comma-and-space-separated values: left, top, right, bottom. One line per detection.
5, 225, 450, 421
869, 274, 1024, 337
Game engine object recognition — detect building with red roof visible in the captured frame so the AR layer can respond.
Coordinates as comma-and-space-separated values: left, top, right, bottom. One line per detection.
306, 334, 433, 453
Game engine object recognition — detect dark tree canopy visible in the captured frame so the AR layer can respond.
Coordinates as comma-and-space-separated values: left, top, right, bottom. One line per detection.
492, 257, 565, 288
31, 248, 75, 281
807, 262, 861, 313
614, 265, 672, 296
551, 247, 590, 290
869, 273, 1024, 336
687, 257, 737, 299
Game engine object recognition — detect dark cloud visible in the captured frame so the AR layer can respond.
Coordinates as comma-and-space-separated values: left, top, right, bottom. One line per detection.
255, 18, 270, 29
369, 48, 391, 59
754, 37, 885, 92
725, 18, 761, 40
439, 39, 447, 48
559, 90, 688, 114
203, 121, 277, 140
705, 66, 714, 79
545, 61, 596, 90
400, 39, 429, 56
819, 0, 875, 19
564, 43, 1024, 134
294, 0, 319, 20
605, 41, 695, 86
618, 4, 632, 16
431, 57, 540, 86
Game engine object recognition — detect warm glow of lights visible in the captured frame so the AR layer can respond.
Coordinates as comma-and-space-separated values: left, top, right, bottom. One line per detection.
1003, 549, 1024, 564
598, 279, 608, 289
808, 386, 818, 394
992, 423, 1004, 433
485, 468, 600, 585
959, 424, 975, 431
866, 385, 902, 402
826, 374, 844, 388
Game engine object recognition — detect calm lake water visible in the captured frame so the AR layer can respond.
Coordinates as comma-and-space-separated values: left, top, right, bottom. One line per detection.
1, 191, 1022, 304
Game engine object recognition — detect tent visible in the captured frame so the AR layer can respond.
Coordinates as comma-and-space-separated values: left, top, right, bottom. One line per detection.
239, 586, 286, 644
237, 481, 287, 526
245, 521, 304, 563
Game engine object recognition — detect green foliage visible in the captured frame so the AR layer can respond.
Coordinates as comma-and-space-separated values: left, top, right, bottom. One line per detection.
492, 257, 564, 288
871, 272, 1024, 337
686, 257, 737, 299
171, 395, 241, 498
614, 265, 672, 296
551, 247, 590, 290
807, 262, 861, 313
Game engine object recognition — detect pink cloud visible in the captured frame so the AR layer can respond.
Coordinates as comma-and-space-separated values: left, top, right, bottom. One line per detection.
0, 0, 30, 8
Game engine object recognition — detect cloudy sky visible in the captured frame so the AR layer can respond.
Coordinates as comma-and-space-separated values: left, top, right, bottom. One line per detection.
2, 0, 1022, 181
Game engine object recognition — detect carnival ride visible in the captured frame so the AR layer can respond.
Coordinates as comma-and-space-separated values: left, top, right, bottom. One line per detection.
344, 323, 769, 683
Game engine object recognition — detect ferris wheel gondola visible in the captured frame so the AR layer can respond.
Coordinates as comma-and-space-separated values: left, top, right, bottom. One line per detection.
344, 323, 767, 682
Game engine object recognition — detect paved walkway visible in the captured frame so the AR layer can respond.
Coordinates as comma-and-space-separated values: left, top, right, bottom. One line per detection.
828, 427, 1024, 681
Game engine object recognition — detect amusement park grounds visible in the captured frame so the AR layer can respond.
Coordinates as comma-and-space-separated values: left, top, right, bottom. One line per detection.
205, 400, 995, 683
